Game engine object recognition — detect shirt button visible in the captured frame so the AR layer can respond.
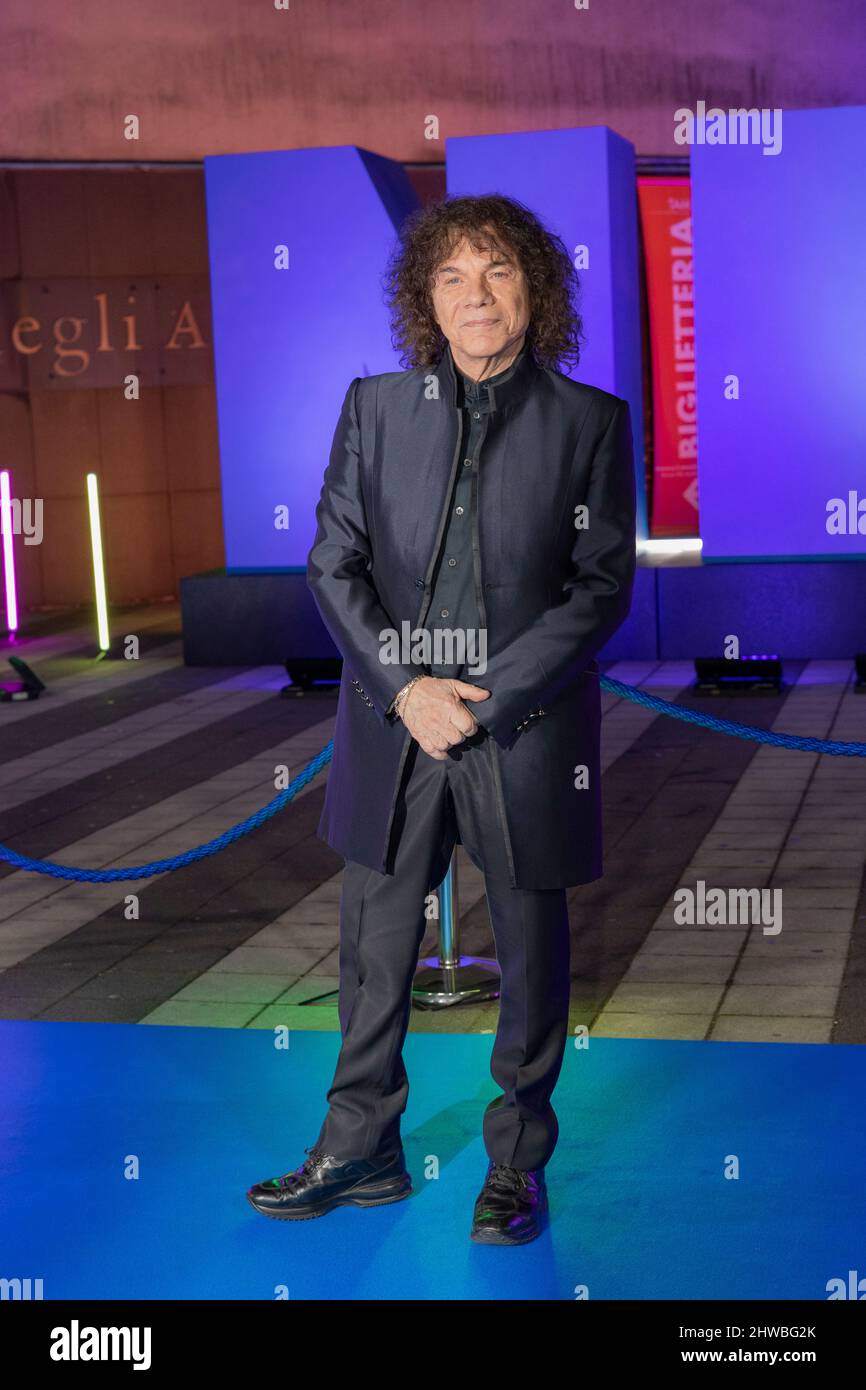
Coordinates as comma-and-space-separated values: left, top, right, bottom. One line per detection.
440, 608, 449, 618
473, 411, 481, 419
447, 557, 457, 567
455, 506, 464, 515
463, 458, 472, 467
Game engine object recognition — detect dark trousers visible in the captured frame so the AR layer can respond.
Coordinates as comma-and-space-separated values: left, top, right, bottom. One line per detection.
315, 728, 572, 1171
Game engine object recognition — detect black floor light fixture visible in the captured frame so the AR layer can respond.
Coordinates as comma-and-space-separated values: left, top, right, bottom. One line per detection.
0, 656, 46, 702
281, 656, 342, 698
694, 655, 783, 695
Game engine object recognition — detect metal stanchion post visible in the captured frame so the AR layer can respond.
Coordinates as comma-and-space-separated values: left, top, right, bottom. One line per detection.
412, 849, 500, 1009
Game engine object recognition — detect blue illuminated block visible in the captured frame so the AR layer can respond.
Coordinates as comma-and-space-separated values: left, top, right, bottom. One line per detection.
693, 106, 866, 560
204, 147, 419, 571
446, 126, 647, 540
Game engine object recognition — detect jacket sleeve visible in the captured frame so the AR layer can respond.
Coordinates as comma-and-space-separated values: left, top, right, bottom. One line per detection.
306, 377, 421, 723
471, 397, 637, 749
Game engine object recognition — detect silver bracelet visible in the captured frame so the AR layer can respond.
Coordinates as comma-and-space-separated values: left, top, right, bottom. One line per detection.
393, 674, 424, 719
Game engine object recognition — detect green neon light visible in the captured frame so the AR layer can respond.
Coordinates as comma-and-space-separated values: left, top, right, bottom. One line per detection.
86, 473, 110, 652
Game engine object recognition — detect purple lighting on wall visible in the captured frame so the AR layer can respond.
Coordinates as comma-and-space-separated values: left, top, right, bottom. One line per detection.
446, 125, 648, 540
204, 146, 419, 572
692, 105, 866, 561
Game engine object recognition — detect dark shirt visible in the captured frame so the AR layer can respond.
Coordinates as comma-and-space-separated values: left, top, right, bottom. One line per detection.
423, 342, 526, 681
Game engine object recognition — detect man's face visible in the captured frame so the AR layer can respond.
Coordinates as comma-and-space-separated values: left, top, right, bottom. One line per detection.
430, 231, 530, 372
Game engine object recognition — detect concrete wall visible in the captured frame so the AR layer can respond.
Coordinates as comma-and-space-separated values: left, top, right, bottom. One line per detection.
3, 0, 864, 162
0, 167, 222, 608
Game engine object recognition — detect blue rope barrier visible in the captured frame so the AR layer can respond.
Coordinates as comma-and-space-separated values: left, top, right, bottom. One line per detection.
600, 676, 866, 756
1, 676, 864, 882
0, 742, 334, 882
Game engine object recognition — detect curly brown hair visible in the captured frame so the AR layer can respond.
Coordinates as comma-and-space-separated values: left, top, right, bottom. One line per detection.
383, 193, 584, 372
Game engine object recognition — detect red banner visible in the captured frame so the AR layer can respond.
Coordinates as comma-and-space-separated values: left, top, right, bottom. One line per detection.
638, 177, 699, 537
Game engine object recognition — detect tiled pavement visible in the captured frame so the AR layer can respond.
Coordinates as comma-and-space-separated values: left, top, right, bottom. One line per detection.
0, 606, 864, 1044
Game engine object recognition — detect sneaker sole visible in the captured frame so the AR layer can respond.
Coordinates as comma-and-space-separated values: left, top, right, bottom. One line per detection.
469, 1223, 542, 1245
246, 1177, 413, 1220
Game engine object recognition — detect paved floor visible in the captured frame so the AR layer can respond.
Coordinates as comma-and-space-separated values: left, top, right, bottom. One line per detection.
1, 604, 864, 1043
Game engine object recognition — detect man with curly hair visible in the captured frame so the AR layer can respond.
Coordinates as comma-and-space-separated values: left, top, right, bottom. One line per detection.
247, 194, 637, 1244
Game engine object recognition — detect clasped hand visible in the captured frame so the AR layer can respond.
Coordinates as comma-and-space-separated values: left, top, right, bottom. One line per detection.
398, 676, 491, 761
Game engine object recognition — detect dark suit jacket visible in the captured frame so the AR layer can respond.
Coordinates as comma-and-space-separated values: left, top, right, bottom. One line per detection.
306, 343, 636, 889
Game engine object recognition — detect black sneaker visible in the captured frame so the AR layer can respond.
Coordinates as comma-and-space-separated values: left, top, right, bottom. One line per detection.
470, 1160, 547, 1244
246, 1145, 412, 1220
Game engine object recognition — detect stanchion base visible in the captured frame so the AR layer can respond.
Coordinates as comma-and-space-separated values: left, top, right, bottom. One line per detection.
412, 955, 500, 1010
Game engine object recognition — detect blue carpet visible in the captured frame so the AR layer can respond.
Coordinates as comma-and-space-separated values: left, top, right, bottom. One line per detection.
0, 1020, 863, 1300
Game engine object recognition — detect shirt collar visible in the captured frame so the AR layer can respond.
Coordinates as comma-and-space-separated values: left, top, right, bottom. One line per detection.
460, 345, 524, 399
434, 338, 538, 413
